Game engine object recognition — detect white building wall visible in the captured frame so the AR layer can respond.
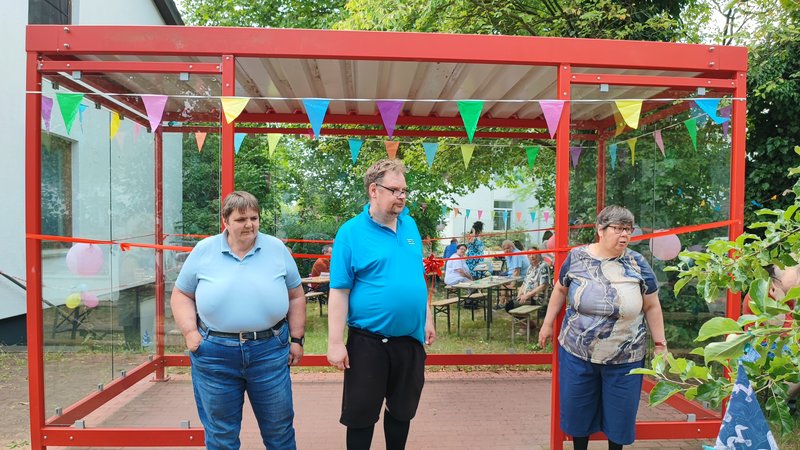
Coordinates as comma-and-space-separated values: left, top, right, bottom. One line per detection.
0, 2, 182, 321
443, 184, 550, 249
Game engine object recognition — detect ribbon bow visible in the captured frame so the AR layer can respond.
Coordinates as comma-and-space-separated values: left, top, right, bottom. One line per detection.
423, 254, 444, 277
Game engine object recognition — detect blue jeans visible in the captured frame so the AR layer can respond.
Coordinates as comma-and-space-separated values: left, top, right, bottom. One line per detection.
190, 323, 296, 450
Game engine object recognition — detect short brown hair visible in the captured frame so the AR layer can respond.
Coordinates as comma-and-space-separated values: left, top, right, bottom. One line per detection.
364, 159, 407, 194
596, 205, 634, 229
221, 191, 260, 221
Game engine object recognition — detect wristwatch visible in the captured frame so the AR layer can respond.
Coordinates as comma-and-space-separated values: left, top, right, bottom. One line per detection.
654, 340, 668, 347
291, 336, 305, 347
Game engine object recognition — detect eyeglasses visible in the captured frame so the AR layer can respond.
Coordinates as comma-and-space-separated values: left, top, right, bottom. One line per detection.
606, 225, 634, 235
376, 183, 410, 198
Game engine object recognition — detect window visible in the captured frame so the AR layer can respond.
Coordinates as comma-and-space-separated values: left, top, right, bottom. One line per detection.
29, 0, 71, 25
42, 134, 73, 248
493, 200, 512, 231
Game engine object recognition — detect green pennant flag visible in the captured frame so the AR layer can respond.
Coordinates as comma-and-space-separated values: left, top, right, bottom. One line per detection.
684, 118, 697, 151
56, 93, 84, 135
525, 146, 540, 168
461, 144, 475, 168
457, 100, 483, 143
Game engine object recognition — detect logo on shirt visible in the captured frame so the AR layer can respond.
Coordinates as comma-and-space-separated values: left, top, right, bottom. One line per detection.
407, 239, 415, 245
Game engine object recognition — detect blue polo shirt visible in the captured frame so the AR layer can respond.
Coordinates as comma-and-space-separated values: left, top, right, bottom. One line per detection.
330, 205, 428, 344
175, 231, 301, 332
506, 248, 530, 277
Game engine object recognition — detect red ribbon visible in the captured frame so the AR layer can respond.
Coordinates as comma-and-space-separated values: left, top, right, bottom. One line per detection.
423, 254, 444, 277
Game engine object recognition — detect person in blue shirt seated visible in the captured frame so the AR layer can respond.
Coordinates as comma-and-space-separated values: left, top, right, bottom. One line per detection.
442, 238, 458, 259
497, 240, 531, 308
327, 159, 435, 450
171, 191, 306, 450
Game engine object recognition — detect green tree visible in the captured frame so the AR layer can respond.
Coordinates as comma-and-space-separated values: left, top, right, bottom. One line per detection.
178, 0, 346, 29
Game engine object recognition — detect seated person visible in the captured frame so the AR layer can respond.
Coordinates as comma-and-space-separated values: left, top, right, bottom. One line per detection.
443, 238, 458, 259
502, 239, 530, 278
505, 249, 552, 313
444, 244, 473, 286
308, 244, 332, 293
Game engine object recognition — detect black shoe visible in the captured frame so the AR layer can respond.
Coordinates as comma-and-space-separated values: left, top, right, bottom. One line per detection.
789, 398, 797, 416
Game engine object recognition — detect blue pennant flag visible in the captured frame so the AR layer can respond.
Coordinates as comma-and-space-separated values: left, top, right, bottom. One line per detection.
234, 133, 246, 154
78, 104, 88, 132
710, 363, 778, 449
423, 142, 438, 168
348, 139, 363, 164
302, 98, 330, 139
530, 211, 536, 222
502, 210, 508, 223
694, 99, 730, 125
609, 143, 618, 171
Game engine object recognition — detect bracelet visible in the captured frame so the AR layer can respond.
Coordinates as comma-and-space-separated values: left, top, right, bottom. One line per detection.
654, 340, 668, 347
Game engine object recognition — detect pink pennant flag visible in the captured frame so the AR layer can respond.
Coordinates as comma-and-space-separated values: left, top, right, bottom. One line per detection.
719, 106, 732, 139
141, 95, 168, 132
515, 211, 522, 222
477, 210, 484, 220
654, 129, 665, 156
384, 140, 400, 159
376, 101, 403, 139
133, 123, 142, 142
41, 96, 53, 131
195, 132, 207, 152
570, 146, 583, 168
539, 100, 565, 139
543, 211, 550, 222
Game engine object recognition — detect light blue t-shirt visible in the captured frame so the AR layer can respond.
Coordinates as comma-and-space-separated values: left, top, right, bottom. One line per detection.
330, 204, 428, 344
175, 231, 301, 332
506, 248, 530, 278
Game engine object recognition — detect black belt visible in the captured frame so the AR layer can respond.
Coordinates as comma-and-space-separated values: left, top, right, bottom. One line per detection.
199, 318, 285, 341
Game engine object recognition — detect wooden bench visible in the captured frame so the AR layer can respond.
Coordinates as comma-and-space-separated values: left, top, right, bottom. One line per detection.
304, 291, 327, 316
431, 297, 459, 333
457, 292, 488, 335
508, 304, 542, 344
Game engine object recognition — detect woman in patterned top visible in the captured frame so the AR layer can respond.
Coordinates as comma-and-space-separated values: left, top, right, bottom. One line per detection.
465, 221, 485, 278
537, 205, 667, 450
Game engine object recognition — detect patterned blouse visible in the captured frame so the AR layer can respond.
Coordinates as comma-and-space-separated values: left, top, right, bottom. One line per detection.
557, 246, 658, 365
520, 261, 551, 303
465, 237, 484, 277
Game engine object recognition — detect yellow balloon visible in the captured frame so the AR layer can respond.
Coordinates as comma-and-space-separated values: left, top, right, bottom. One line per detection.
65, 293, 81, 309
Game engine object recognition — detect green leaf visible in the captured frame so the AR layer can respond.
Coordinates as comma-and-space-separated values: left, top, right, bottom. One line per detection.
696, 317, 743, 342
690, 347, 705, 356
629, 368, 657, 376
686, 365, 710, 380
649, 380, 682, 406
674, 277, 691, 296
704, 333, 751, 363
749, 278, 769, 312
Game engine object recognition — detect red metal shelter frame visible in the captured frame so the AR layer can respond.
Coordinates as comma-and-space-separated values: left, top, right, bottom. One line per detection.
25, 26, 747, 449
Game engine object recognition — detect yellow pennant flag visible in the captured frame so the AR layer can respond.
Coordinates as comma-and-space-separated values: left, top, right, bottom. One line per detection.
221, 97, 250, 124
267, 133, 282, 156
613, 108, 625, 137
461, 144, 475, 168
110, 112, 121, 139
628, 138, 637, 165
615, 100, 643, 129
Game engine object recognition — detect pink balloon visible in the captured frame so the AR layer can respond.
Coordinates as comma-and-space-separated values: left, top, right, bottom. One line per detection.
66, 243, 104, 276
81, 291, 99, 308
649, 233, 681, 261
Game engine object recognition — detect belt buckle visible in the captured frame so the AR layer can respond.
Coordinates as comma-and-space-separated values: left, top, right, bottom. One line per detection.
239, 331, 256, 342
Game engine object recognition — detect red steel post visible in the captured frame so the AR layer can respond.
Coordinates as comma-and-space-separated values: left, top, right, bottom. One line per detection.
153, 130, 167, 381
221, 54, 236, 209
727, 71, 747, 319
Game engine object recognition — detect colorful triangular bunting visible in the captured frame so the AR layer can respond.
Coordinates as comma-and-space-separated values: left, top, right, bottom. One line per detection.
628, 138, 637, 165
195, 132, 207, 152
141, 94, 168, 132
457, 100, 483, 143
684, 118, 698, 151
539, 100, 565, 139
234, 133, 247, 154
384, 140, 399, 159
423, 142, 438, 168
376, 101, 403, 139
110, 112, 121, 139
348, 139, 363, 164
614, 100, 643, 129
267, 133, 282, 156
303, 98, 330, 139
569, 146, 582, 169
41, 96, 53, 131
525, 146, 540, 169
461, 144, 475, 168
693, 98, 730, 125
654, 129, 665, 157
220, 97, 249, 124
609, 143, 618, 171
56, 93, 84, 134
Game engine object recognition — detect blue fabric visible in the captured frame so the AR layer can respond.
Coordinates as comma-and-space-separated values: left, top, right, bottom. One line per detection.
558, 347, 644, 445
330, 204, 428, 344
442, 242, 458, 259
465, 238, 484, 277
712, 363, 778, 449
506, 248, 530, 277
191, 323, 296, 450
557, 246, 659, 364
175, 231, 301, 332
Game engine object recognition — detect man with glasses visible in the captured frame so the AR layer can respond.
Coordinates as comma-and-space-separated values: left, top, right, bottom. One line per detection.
327, 159, 435, 450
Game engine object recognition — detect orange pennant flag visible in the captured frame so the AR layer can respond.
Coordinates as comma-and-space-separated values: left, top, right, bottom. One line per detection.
384, 140, 400, 159
195, 132, 207, 152
515, 211, 522, 222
